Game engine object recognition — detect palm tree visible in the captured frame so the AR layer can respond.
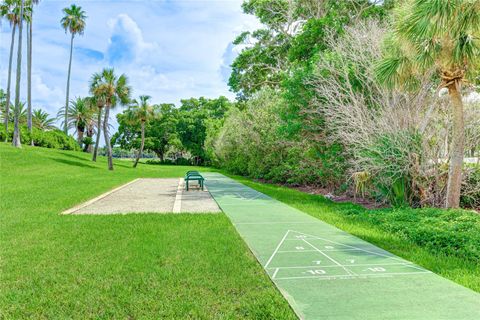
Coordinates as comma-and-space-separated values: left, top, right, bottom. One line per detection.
58, 96, 93, 147
83, 96, 98, 153
376, 0, 480, 208
1, 0, 21, 142
90, 95, 104, 160
12, 0, 25, 147
90, 68, 131, 170
32, 109, 56, 130
127, 95, 154, 168
27, 0, 40, 145
60, 4, 86, 135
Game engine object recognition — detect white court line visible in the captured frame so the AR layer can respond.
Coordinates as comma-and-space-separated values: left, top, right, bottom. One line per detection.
278, 248, 360, 253
405, 264, 431, 272
234, 222, 314, 225
172, 178, 183, 213
277, 250, 318, 253
265, 262, 415, 270
292, 230, 408, 264
264, 230, 291, 268
274, 271, 431, 281
272, 268, 280, 279
302, 238, 358, 276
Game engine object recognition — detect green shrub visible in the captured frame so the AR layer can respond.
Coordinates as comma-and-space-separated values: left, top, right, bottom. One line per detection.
461, 164, 480, 209
145, 157, 192, 166
0, 124, 79, 151
343, 207, 480, 264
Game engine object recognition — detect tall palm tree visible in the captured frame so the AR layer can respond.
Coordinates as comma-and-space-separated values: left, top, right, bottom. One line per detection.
1, 0, 20, 142
90, 68, 131, 170
32, 109, 56, 130
12, 0, 25, 147
376, 0, 480, 208
27, 0, 40, 145
58, 96, 93, 147
60, 4, 86, 135
127, 95, 154, 168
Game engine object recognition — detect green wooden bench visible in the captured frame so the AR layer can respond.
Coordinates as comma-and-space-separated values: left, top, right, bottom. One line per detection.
185, 171, 204, 191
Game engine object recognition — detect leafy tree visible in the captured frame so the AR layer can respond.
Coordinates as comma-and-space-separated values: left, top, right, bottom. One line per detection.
32, 109, 56, 130
90, 68, 131, 170
60, 4, 86, 135
125, 95, 154, 168
376, 0, 480, 208
145, 104, 181, 161
113, 103, 181, 162
176, 96, 232, 164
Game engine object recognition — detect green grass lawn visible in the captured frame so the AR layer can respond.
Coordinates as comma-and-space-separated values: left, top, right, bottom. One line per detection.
228, 174, 480, 293
0, 144, 296, 319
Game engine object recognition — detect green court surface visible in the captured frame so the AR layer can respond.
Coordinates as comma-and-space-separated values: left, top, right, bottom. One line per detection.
204, 173, 480, 320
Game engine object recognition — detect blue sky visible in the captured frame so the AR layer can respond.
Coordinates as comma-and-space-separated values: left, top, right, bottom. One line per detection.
0, 0, 259, 133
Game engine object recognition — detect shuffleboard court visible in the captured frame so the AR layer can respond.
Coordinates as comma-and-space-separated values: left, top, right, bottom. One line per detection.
204, 173, 480, 320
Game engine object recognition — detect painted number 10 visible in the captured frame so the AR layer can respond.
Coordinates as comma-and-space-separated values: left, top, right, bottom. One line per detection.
306, 269, 326, 275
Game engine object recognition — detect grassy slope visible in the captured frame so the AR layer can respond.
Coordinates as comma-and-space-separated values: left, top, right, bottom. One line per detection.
0, 144, 296, 319
228, 174, 480, 293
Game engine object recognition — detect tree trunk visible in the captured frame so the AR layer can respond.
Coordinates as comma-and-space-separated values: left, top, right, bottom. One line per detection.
92, 108, 102, 161
103, 105, 114, 170
445, 83, 465, 208
27, 19, 33, 146
133, 121, 145, 168
85, 125, 94, 152
12, 0, 25, 148
4, 23, 16, 142
77, 126, 84, 147
64, 33, 74, 135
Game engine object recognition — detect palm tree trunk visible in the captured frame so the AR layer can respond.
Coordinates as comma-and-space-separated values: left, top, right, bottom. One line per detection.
85, 125, 93, 152
92, 108, 102, 161
64, 33, 74, 135
4, 23, 16, 142
445, 83, 465, 208
77, 126, 84, 147
103, 105, 114, 170
27, 19, 33, 146
133, 121, 145, 168
12, 0, 25, 148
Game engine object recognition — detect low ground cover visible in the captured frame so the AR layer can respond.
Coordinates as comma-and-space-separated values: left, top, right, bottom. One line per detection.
0, 144, 295, 319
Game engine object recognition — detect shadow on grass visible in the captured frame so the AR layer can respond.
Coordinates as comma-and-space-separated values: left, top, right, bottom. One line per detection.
52, 158, 98, 169
59, 152, 92, 162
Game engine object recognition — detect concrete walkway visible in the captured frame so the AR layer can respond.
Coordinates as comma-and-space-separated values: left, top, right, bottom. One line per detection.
204, 173, 480, 320
63, 178, 221, 214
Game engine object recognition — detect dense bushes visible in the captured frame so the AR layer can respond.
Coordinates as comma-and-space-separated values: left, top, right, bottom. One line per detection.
0, 124, 79, 151
345, 207, 480, 264
208, 89, 347, 186
145, 158, 192, 166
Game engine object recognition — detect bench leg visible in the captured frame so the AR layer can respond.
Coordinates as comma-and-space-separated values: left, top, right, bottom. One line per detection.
186, 180, 189, 191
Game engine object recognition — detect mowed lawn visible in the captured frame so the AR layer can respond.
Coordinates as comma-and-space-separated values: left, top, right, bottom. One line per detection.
0, 144, 296, 319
